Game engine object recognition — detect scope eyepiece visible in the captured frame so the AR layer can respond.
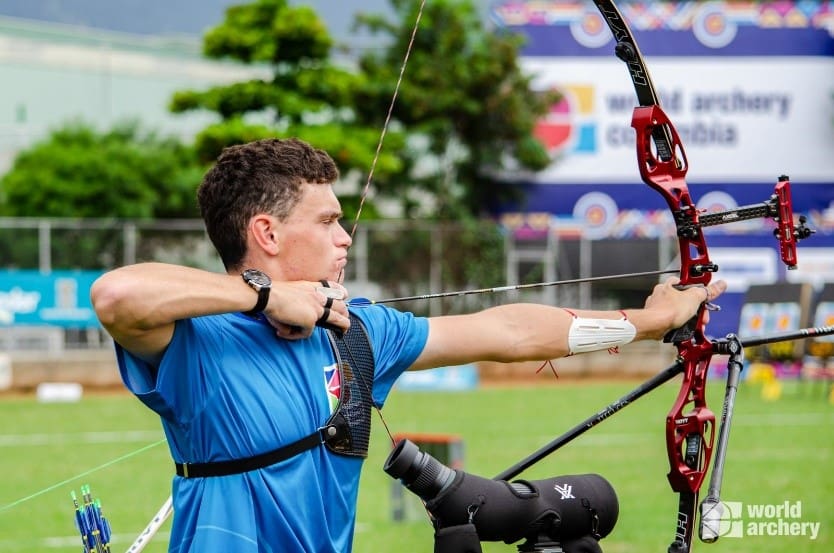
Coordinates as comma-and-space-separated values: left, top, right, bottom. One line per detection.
384, 438, 456, 501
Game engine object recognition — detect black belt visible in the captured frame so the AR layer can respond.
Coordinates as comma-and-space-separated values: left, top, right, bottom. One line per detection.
175, 425, 337, 478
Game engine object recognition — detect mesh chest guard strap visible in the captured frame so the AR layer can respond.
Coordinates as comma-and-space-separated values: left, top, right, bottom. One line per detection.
173, 312, 376, 478
323, 312, 376, 458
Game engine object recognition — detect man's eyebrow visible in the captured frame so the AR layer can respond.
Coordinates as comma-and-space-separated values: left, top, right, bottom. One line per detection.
321, 210, 343, 220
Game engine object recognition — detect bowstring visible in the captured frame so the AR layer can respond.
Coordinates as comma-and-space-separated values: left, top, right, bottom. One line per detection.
345, 0, 427, 256
0, 438, 166, 513
337, 1, 426, 449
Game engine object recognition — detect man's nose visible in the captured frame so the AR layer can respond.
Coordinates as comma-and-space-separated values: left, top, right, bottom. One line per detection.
337, 223, 352, 248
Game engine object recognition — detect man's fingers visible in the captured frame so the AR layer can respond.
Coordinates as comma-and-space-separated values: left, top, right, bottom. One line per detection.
708, 280, 728, 298
274, 322, 312, 340
315, 308, 350, 333
317, 306, 331, 325
266, 280, 351, 337
316, 283, 348, 316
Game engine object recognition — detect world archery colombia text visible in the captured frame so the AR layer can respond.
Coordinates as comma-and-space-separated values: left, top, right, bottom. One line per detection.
604, 88, 792, 148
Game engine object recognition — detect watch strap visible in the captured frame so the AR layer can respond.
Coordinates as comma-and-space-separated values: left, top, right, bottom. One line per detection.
244, 285, 270, 316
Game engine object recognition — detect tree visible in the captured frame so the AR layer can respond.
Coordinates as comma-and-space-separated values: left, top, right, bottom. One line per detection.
0, 121, 202, 219
2, 0, 555, 223
170, 0, 555, 221
169, 0, 403, 220
354, 0, 558, 218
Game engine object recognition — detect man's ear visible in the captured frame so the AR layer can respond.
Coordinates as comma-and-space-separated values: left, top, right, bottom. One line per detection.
249, 214, 280, 255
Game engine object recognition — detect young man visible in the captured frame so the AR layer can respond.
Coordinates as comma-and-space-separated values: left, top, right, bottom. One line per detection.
91, 138, 726, 552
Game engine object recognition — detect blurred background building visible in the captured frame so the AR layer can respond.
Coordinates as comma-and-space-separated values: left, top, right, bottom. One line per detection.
0, 0, 422, 172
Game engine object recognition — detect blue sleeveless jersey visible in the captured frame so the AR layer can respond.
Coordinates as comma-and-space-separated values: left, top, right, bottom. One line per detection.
116, 304, 428, 552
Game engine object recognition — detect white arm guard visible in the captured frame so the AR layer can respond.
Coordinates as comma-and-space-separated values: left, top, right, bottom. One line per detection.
567, 315, 636, 355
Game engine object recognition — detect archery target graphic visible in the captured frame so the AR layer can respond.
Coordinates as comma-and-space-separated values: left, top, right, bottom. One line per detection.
739, 302, 768, 337
814, 302, 834, 342
770, 302, 800, 332
739, 301, 800, 336
692, 2, 738, 49
696, 191, 737, 213
534, 85, 596, 155
569, 7, 613, 49
573, 192, 618, 239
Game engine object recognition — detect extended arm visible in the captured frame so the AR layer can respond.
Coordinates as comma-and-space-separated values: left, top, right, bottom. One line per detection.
411, 278, 726, 371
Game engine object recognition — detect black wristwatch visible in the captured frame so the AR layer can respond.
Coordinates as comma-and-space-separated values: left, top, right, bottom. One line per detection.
241, 269, 271, 316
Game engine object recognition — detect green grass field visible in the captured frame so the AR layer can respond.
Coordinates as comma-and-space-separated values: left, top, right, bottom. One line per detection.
0, 377, 832, 552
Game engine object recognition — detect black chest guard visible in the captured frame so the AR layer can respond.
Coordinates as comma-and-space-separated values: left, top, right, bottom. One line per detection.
174, 312, 375, 478
322, 312, 376, 457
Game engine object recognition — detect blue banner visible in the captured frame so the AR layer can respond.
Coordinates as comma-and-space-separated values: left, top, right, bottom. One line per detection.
491, 1, 834, 57
0, 270, 103, 327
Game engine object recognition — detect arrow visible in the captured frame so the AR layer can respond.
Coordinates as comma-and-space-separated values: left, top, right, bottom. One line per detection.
350, 268, 678, 306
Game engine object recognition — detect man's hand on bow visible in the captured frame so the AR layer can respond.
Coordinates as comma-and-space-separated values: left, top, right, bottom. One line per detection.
642, 278, 728, 340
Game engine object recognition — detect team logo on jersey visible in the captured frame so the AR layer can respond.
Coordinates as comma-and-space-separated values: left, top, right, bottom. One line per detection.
323, 363, 341, 413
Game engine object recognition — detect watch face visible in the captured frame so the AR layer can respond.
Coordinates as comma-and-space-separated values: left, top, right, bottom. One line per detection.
243, 269, 271, 288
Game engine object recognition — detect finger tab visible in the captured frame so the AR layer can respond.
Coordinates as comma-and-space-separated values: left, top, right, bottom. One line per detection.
317, 286, 345, 301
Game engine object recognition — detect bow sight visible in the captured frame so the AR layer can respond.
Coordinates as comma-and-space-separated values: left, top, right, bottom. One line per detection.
696, 175, 815, 270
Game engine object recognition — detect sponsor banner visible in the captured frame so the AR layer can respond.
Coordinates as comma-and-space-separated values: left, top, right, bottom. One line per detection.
708, 247, 779, 294
785, 248, 834, 289
0, 270, 103, 327
491, 1, 834, 57
521, 57, 834, 184
491, 2, 834, 218
501, 187, 834, 238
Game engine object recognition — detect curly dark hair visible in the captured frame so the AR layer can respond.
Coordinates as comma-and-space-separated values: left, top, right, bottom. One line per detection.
198, 138, 339, 270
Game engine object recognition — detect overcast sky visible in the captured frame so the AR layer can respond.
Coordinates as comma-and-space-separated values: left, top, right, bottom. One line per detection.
0, 1, 403, 40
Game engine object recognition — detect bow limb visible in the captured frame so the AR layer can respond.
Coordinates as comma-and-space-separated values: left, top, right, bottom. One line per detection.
593, 2, 716, 551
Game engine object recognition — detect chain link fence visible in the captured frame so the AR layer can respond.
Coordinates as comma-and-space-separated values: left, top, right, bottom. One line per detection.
0, 217, 673, 315
0, 217, 679, 386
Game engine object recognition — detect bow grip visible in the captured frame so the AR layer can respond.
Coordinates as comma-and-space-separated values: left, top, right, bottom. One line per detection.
664, 315, 697, 344
663, 284, 709, 343
666, 407, 715, 493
